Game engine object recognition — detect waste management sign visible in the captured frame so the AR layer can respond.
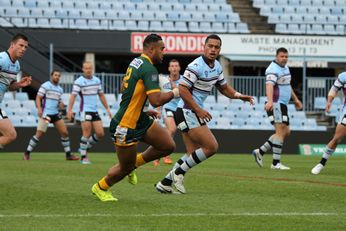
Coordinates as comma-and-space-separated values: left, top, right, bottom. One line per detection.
299, 144, 346, 156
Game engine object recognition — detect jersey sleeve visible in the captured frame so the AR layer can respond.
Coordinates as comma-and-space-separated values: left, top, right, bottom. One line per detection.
265, 66, 278, 85
71, 79, 81, 95
97, 78, 103, 94
37, 84, 47, 97
181, 64, 199, 88
331, 73, 346, 92
215, 71, 227, 87
142, 68, 160, 95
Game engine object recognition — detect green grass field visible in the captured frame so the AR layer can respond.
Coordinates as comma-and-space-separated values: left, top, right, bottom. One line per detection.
0, 153, 345, 231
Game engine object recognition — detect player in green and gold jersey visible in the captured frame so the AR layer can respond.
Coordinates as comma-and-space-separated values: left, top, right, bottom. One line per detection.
92, 34, 179, 202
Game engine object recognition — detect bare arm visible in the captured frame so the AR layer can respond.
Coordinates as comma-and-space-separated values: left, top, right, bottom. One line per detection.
291, 86, 303, 110
147, 91, 176, 108
217, 84, 254, 104
99, 92, 112, 119
36, 95, 43, 118
9, 76, 32, 91
67, 94, 76, 121
264, 83, 274, 112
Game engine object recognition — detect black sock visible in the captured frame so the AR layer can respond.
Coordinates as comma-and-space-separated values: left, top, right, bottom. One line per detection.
273, 159, 280, 166
320, 158, 327, 166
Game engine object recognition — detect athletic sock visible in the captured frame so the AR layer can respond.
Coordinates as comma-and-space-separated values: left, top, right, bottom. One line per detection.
272, 138, 283, 166
174, 149, 207, 175
259, 135, 274, 155
87, 134, 99, 150
26, 136, 39, 153
320, 146, 335, 166
61, 137, 71, 156
79, 136, 89, 158
97, 177, 110, 191
162, 154, 189, 185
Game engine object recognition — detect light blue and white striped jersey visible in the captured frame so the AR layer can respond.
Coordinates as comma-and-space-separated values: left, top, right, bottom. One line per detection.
330, 72, 346, 114
162, 75, 182, 111
37, 81, 63, 116
178, 56, 226, 109
72, 75, 103, 112
265, 61, 292, 105
0, 51, 20, 103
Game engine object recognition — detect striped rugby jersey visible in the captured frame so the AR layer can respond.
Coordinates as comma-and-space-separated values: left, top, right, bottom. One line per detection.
0, 51, 20, 103
72, 75, 103, 112
178, 56, 226, 109
265, 61, 292, 105
37, 81, 63, 116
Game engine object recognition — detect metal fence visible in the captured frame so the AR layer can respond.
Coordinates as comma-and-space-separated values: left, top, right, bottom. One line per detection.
60, 73, 339, 112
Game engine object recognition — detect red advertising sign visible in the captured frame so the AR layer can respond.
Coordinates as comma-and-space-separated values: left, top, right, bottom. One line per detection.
131, 32, 208, 54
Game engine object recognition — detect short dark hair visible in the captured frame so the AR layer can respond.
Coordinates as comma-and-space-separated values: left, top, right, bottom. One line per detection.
11, 33, 28, 43
169, 59, 179, 65
276, 47, 288, 55
50, 70, 61, 76
205, 34, 222, 46
143, 34, 162, 49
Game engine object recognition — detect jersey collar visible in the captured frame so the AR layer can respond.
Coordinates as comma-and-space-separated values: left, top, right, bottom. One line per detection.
6, 51, 16, 64
141, 54, 153, 64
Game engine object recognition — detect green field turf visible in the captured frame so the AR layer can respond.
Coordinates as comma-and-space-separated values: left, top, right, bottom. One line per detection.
0, 153, 345, 231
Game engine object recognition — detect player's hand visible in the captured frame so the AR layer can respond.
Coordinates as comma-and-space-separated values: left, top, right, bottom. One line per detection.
294, 100, 303, 110
147, 109, 161, 119
195, 108, 212, 123
19, 76, 32, 87
325, 102, 331, 113
67, 110, 74, 121
240, 95, 255, 105
264, 101, 273, 112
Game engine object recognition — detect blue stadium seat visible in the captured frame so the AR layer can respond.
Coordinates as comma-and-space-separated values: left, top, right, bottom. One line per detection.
118, 11, 130, 20
209, 4, 221, 12
276, 0, 288, 5
204, 13, 215, 21
15, 92, 29, 101
88, 2, 100, 10
75, 2, 87, 9
173, 4, 184, 11
237, 23, 250, 33
37, 18, 50, 28
124, 2, 136, 11
288, 0, 300, 5
268, 14, 280, 23
179, 12, 191, 21
331, 7, 343, 15
43, 8, 55, 17
11, 0, 24, 8
300, 0, 311, 6
63, 1, 74, 9
280, 14, 291, 23
49, 1, 61, 9
136, 3, 147, 11
304, 15, 315, 23
230, 13, 241, 23
30, 8, 43, 17
131, 11, 142, 20
220, 4, 233, 12
24, 0, 36, 8
188, 21, 200, 32
291, 15, 303, 23
162, 21, 175, 31
148, 4, 160, 11
56, 9, 68, 18
327, 15, 339, 24
215, 12, 230, 22
272, 6, 284, 14
319, 8, 330, 15
142, 12, 155, 20
200, 22, 213, 32
175, 21, 188, 32
185, 4, 197, 12
88, 19, 100, 30
227, 22, 237, 33
160, 3, 172, 11
68, 9, 81, 19
149, 21, 163, 31
287, 24, 301, 34
324, 24, 337, 35
155, 12, 166, 20
81, 10, 93, 19
167, 12, 179, 21
191, 12, 203, 21
125, 20, 137, 30
110, 20, 126, 30
0, 0, 11, 7
196, 4, 208, 12
212, 22, 227, 33
5, 8, 18, 17
335, 24, 345, 35
93, 10, 106, 19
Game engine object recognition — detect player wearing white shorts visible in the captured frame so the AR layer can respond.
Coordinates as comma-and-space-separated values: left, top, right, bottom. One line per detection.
23, 71, 79, 161
311, 72, 346, 174
0, 33, 32, 150
154, 59, 182, 166
155, 34, 254, 194
252, 47, 302, 170
67, 62, 112, 164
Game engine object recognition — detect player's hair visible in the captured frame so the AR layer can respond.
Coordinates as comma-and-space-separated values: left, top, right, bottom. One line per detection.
169, 59, 179, 65
11, 33, 28, 43
50, 70, 61, 76
205, 34, 222, 46
82, 61, 93, 67
276, 47, 288, 55
143, 34, 162, 49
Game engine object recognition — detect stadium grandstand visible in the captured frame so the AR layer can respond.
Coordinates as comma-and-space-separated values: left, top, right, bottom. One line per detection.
1, 0, 346, 152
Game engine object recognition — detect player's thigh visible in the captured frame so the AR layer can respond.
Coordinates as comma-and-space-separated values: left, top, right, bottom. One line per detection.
143, 121, 175, 150
182, 132, 199, 154
0, 119, 16, 137
54, 119, 68, 136
81, 121, 92, 137
92, 120, 104, 137
188, 125, 218, 151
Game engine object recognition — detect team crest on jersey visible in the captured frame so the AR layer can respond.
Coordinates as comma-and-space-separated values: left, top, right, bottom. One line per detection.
204, 70, 208, 77
130, 58, 144, 69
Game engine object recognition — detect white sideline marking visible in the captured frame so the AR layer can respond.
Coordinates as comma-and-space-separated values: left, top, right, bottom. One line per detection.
0, 212, 339, 218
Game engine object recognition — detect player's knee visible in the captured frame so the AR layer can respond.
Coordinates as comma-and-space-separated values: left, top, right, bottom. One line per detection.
164, 139, 176, 154
7, 130, 17, 142
96, 131, 104, 139
61, 131, 69, 137
285, 129, 291, 137
205, 141, 218, 155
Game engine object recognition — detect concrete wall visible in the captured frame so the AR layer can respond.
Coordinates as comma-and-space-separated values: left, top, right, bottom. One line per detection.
6, 127, 334, 154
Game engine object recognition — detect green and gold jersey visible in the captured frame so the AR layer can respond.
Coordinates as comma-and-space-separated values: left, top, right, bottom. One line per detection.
115, 54, 160, 129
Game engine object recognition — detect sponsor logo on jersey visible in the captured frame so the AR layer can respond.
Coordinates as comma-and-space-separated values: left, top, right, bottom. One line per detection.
130, 58, 144, 69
